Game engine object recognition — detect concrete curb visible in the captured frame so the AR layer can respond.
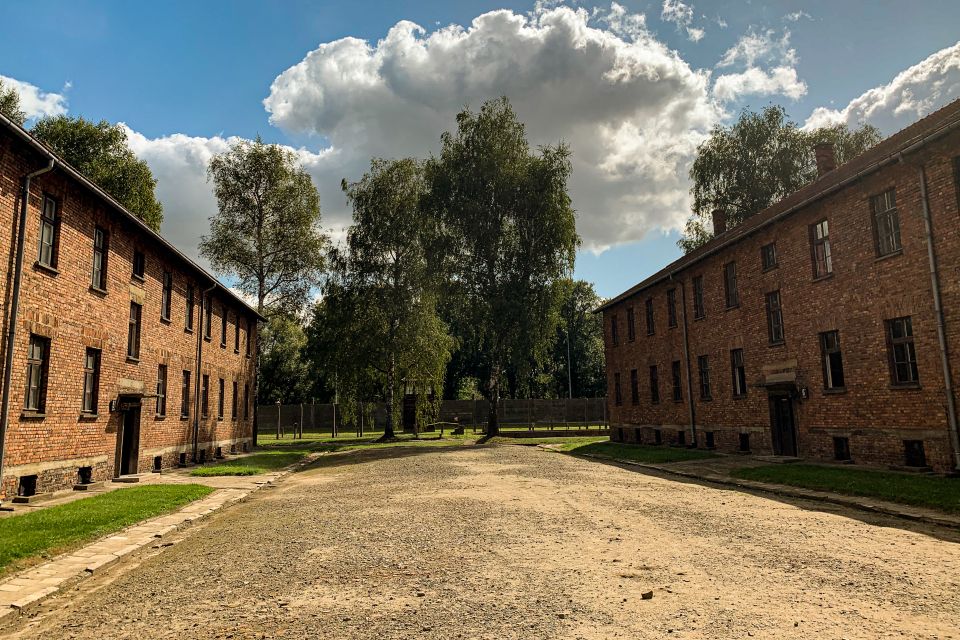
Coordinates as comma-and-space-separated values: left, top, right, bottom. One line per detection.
0, 451, 322, 625
563, 450, 960, 531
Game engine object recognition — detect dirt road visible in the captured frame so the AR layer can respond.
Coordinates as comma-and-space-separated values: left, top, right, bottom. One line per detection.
5, 444, 960, 639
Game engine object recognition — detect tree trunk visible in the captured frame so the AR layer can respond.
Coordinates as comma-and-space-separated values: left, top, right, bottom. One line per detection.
487, 365, 500, 436
383, 350, 396, 440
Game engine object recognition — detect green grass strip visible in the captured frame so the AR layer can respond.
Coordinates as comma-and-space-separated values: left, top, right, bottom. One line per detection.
189, 450, 309, 476
0, 484, 213, 574
564, 440, 718, 463
732, 464, 960, 514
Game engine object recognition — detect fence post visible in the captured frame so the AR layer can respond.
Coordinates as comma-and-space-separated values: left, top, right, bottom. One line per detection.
583, 397, 588, 428
276, 403, 281, 440
359, 401, 364, 437
332, 401, 337, 438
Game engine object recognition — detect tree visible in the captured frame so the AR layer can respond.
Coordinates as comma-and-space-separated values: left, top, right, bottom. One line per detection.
426, 97, 579, 435
548, 279, 606, 399
679, 105, 881, 253
336, 158, 452, 439
202, 136, 327, 315
31, 115, 164, 230
258, 313, 312, 405
0, 79, 26, 126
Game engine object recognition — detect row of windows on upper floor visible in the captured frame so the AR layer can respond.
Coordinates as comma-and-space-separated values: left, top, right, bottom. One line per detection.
609, 187, 903, 345
611, 316, 919, 406
36, 194, 252, 355
24, 333, 252, 421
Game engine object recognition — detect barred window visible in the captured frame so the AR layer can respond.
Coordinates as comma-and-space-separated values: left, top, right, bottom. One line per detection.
697, 355, 711, 400
765, 290, 784, 344
220, 304, 228, 347
132, 250, 145, 280
185, 284, 195, 331
667, 289, 678, 328
626, 307, 636, 341
218, 378, 225, 419
24, 335, 49, 412
692, 275, 705, 319
645, 298, 655, 335
181, 371, 191, 418
811, 219, 832, 278
38, 195, 59, 268
614, 372, 622, 406
723, 262, 739, 308
887, 316, 919, 385
649, 365, 660, 404
871, 189, 902, 256
201, 374, 210, 417
91, 227, 108, 290
127, 302, 142, 360
731, 349, 746, 397
234, 319, 240, 352
610, 313, 619, 346
761, 242, 777, 271
630, 369, 639, 405
671, 360, 682, 402
161, 271, 173, 320
156, 365, 168, 416
82, 348, 101, 414
820, 331, 845, 390
231, 380, 238, 419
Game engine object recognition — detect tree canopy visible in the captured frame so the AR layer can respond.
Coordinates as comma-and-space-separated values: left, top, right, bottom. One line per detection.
32, 115, 164, 231
679, 105, 882, 253
201, 136, 327, 316
425, 97, 579, 434
0, 79, 26, 126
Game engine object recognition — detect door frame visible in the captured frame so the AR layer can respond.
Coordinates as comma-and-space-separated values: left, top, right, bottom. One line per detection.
115, 401, 142, 476
768, 391, 798, 457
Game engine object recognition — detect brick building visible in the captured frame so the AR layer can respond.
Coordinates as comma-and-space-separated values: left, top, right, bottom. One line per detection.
0, 113, 263, 500
598, 99, 960, 473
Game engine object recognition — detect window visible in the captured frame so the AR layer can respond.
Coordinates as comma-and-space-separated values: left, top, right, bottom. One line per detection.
833, 436, 851, 461
761, 242, 777, 271
81, 348, 101, 414
185, 284, 195, 331
811, 219, 832, 278
723, 262, 739, 308
156, 365, 167, 416
667, 289, 678, 328
671, 360, 682, 402
243, 384, 250, 419
181, 371, 191, 418
132, 250, 145, 280
234, 319, 240, 352
692, 275, 705, 320
765, 290, 784, 344
630, 369, 639, 405
649, 365, 660, 404
127, 302, 142, 360
614, 372, 622, 406
626, 307, 636, 341
220, 305, 228, 347
244, 321, 251, 356
645, 298, 655, 335
24, 335, 49, 412
161, 272, 173, 320
731, 349, 746, 397
820, 330, 845, 390
218, 378, 225, 419
610, 314, 619, 346
38, 195, 58, 268
201, 374, 210, 417
887, 316, 919, 385
91, 227, 108, 290
697, 355, 711, 400
204, 297, 212, 339
231, 380, 238, 419
872, 188, 901, 256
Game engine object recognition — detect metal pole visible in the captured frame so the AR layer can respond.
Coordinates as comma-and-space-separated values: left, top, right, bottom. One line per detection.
299, 403, 304, 439
276, 403, 280, 440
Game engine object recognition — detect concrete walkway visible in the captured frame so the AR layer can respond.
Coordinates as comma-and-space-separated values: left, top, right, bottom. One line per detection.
571, 450, 960, 530
0, 451, 318, 624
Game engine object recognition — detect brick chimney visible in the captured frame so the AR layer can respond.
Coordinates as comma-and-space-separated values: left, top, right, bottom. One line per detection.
814, 142, 837, 177
712, 208, 727, 235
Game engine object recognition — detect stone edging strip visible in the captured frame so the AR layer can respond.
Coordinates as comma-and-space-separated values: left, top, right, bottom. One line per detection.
0, 452, 321, 624
568, 451, 960, 531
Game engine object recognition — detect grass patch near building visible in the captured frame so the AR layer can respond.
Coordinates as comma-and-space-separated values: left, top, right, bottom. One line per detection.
0, 484, 213, 576
732, 464, 960, 514
563, 441, 719, 464
190, 450, 310, 476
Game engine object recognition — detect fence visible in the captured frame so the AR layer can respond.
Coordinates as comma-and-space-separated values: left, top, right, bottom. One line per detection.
256, 397, 608, 436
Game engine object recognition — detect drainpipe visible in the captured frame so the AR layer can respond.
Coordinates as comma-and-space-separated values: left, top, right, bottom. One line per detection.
671, 273, 697, 447
914, 160, 960, 472
192, 282, 217, 462
0, 159, 56, 502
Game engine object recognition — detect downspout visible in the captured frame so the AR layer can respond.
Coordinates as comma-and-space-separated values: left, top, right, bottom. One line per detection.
0, 159, 56, 502
672, 273, 697, 447
913, 159, 960, 472
192, 282, 217, 462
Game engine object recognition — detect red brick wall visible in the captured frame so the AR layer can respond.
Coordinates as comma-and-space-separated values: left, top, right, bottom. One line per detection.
603, 130, 960, 472
0, 130, 258, 497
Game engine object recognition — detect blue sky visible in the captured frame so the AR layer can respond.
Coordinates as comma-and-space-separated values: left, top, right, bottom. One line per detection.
2, 0, 959, 298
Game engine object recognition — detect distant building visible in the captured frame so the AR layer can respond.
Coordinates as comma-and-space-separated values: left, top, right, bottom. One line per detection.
0, 113, 263, 500
598, 99, 960, 473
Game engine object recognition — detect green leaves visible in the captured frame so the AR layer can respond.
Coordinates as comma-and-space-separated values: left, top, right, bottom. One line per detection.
32, 115, 164, 230
0, 79, 26, 126
680, 105, 882, 253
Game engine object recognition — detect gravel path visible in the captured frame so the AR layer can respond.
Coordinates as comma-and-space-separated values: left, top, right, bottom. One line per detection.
4, 444, 960, 639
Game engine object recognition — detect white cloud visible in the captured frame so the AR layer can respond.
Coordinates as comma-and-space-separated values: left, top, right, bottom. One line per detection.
784, 10, 812, 22
713, 28, 806, 102
660, 0, 704, 42
804, 41, 960, 133
0, 74, 69, 121
264, 4, 720, 251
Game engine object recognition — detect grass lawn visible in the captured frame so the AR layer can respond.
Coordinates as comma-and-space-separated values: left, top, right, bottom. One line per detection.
562, 440, 719, 463
489, 435, 609, 447
0, 484, 213, 576
732, 464, 960, 514
190, 450, 312, 476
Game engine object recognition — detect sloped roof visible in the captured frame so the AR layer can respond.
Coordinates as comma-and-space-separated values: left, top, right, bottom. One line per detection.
0, 112, 266, 321
596, 97, 960, 313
